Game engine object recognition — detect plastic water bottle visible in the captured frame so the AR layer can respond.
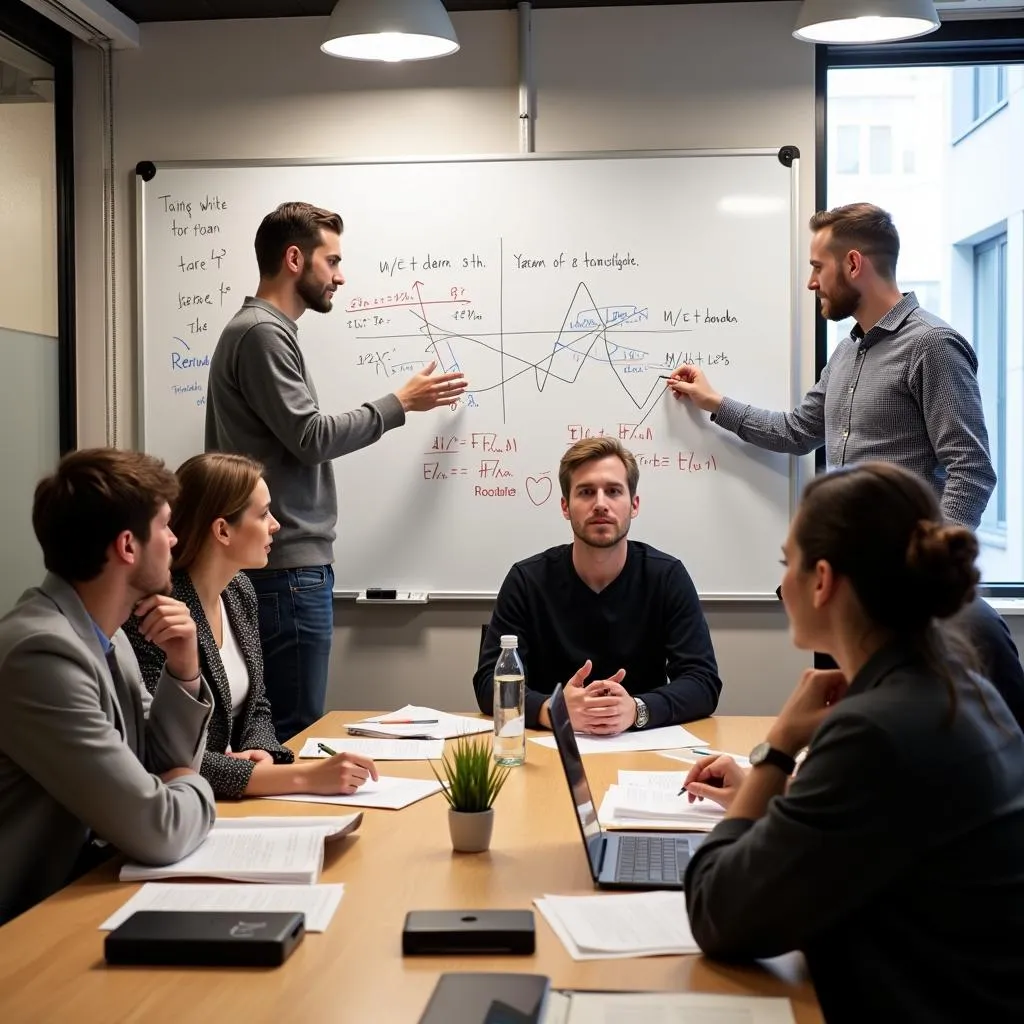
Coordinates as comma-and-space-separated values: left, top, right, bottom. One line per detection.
493, 634, 526, 766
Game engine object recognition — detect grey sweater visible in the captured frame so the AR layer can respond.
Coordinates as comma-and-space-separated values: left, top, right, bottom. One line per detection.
205, 297, 405, 568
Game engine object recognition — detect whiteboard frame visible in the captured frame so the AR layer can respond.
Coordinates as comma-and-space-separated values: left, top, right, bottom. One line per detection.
135, 148, 803, 602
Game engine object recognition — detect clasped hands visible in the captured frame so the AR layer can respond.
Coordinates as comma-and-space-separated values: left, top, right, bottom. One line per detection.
563, 659, 636, 736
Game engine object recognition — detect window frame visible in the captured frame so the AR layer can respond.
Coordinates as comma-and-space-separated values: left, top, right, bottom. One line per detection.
973, 232, 1008, 541
816, 20, 1024, 596
0, 4, 76, 454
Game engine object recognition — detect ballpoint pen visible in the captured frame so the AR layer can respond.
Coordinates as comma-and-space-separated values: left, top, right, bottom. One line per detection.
318, 742, 338, 756
677, 775, 724, 796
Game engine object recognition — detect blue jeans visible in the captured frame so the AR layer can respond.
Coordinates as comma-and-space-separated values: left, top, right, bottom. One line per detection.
246, 565, 334, 742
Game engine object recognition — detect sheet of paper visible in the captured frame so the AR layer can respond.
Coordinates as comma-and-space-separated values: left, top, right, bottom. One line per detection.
597, 787, 722, 832
610, 786, 726, 827
212, 814, 361, 841
100, 883, 345, 933
531, 724, 705, 754
120, 827, 327, 884
617, 770, 687, 791
298, 737, 445, 760
535, 891, 698, 960
660, 748, 752, 769
263, 775, 443, 810
347, 705, 492, 740
558, 992, 797, 1024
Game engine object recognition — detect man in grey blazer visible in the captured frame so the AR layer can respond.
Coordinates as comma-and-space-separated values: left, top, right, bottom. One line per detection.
0, 449, 217, 924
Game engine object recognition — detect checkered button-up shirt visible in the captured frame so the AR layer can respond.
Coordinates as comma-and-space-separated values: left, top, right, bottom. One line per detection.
713, 293, 996, 529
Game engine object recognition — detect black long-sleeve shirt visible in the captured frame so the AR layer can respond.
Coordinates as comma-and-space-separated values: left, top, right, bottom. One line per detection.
685, 641, 1024, 1024
473, 541, 722, 729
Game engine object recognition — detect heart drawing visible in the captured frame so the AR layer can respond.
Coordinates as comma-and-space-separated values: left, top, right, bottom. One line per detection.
525, 475, 553, 506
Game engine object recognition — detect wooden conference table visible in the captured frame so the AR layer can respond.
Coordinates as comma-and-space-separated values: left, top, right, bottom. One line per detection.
0, 713, 822, 1023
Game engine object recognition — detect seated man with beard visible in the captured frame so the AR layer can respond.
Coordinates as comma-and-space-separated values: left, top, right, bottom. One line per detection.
473, 437, 722, 735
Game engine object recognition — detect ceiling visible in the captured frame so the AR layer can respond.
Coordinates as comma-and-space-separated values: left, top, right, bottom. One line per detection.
105, 0, 777, 24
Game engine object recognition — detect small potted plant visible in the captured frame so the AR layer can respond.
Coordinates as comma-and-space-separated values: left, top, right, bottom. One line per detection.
430, 732, 511, 853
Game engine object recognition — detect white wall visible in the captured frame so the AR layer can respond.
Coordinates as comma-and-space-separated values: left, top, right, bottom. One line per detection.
72, 3, 1024, 714
0, 102, 56, 337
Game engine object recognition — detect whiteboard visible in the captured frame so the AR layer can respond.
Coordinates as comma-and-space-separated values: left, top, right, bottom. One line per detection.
136, 150, 800, 599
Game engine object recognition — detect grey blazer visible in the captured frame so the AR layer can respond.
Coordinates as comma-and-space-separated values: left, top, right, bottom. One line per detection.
0, 574, 216, 924
124, 571, 293, 799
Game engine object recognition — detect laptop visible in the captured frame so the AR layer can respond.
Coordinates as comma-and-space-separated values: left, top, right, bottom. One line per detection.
548, 683, 705, 890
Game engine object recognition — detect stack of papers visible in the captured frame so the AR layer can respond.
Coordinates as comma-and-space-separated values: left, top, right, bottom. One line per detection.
534, 891, 699, 960
298, 737, 445, 760
346, 705, 492, 740
530, 724, 705, 754
263, 775, 444, 810
598, 771, 726, 832
543, 991, 797, 1023
100, 883, 345, 933
119, 814, 361, 885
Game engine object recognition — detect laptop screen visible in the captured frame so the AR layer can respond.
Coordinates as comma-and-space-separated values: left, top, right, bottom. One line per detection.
548, 684, 604, 879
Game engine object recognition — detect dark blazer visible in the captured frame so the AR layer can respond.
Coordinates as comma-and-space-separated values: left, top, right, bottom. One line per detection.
956, 597, 1024, 731
124, 571, 293, 798
685, 641, 1024, 1024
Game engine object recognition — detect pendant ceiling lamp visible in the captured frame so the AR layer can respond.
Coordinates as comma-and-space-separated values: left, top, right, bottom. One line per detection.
321, 0, 460, 63
793, 0, 940, 44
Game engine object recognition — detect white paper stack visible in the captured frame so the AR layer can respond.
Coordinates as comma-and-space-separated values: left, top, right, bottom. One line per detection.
530, 724, 705, 755
542, 991, 797, 1023
597, 771, 726, 831
119, 814, 361, 885
345, 705, 492, 740
534, 891, 699, 960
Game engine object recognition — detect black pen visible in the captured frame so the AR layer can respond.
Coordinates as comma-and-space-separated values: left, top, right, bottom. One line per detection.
677, 776, 724, 796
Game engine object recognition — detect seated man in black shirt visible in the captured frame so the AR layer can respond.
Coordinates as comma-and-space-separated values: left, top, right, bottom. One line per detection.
473, 437, 722, 734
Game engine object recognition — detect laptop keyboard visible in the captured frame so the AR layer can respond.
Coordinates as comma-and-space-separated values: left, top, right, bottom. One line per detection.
614, 835, 692, 885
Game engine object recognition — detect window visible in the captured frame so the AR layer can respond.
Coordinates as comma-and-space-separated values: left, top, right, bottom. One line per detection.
973, 234, 1008, 536
826, 61, 1023, 586
953, 65, 1007, 139
836, 125, 860, 173
869, 125, 893, 174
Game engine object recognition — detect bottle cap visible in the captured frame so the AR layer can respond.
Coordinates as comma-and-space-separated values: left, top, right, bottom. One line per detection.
499, 634, 518, 647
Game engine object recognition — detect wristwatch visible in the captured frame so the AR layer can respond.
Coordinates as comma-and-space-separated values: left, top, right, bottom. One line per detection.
748, 741, 797, 776
632, 697, 650, 730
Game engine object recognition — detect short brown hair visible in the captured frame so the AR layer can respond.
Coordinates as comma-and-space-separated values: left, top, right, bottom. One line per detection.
170, 453, 265, 573
254, 201, 344, 277
32, 448, 179, 583
809, 202, 900, 280
558, 438, 639, 501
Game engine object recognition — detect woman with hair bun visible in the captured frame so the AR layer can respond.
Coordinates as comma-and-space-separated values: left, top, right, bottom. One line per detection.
684, 461, 1024, 1024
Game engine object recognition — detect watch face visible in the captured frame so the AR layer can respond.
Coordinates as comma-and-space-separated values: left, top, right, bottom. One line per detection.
749, 741, 770, 766
634, 699, 650, 728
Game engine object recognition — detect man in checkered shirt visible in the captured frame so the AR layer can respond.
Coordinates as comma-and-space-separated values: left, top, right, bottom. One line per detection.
668, 203, 996, 530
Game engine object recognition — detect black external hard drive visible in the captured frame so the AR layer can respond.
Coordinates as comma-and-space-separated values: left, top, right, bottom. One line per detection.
104, 911, 305, 967
402, 910, 536, 955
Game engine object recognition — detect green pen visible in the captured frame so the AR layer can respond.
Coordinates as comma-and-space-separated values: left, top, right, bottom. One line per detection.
317, 742, 338, 757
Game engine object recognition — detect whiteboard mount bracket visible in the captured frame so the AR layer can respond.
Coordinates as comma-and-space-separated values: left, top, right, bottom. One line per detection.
136, 161, 157, 182
777, 146, 800, 167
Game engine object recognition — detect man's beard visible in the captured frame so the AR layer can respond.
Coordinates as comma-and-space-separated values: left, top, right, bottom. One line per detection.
823, 273, 860, 322
129, 561, 172, 598
570, 517, 631, 550
297, 269, 333, 314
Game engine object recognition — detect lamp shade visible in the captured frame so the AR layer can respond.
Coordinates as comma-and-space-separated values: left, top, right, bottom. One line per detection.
793, 0, 940, 44
321, 0, 459, 62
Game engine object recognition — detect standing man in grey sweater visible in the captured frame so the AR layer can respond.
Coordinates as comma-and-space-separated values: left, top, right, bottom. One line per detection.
206, 202, 467, 740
